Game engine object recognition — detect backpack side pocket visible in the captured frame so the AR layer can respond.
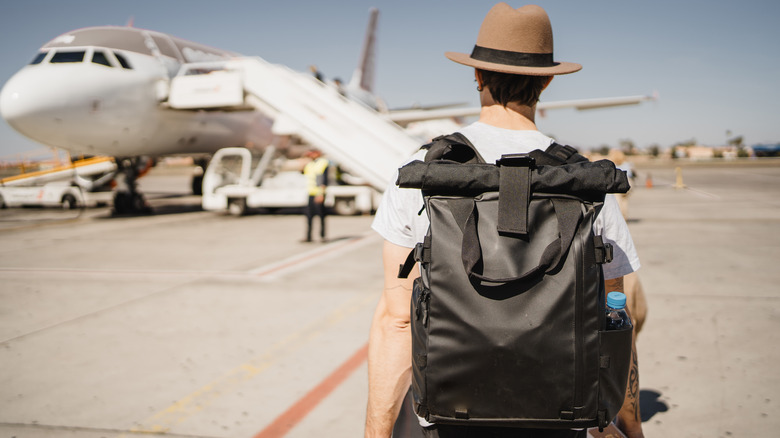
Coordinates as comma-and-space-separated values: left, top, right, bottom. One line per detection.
411, 276, 431, 418
597, 327, 633, 428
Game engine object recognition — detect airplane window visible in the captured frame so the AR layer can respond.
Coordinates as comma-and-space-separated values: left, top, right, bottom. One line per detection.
50, 51, 86, 63
91, 51, 112, 67
29, 52, 47, 65
114, 52, 133, 69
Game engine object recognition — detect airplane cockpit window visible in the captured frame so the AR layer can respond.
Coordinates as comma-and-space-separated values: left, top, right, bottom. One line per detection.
114, 53, 133, 70
29, 52, 47, 65
91, 51, 112, 67
50, 51, 86, 63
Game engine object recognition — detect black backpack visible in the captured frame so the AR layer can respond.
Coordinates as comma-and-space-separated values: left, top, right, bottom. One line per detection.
396, 133, 633, 430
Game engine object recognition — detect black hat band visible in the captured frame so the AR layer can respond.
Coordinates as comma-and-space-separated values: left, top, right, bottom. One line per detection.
471, 45, 555, 68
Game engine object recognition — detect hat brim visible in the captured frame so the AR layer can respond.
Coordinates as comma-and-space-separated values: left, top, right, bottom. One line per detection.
445, 51, 582, 76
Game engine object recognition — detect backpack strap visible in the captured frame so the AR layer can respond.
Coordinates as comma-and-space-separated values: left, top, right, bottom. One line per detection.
398, 237, 430, 279
423, 135, 586, 166
548, 142, 589, 163
496, 153, 536, 235
423, 133, 486, 164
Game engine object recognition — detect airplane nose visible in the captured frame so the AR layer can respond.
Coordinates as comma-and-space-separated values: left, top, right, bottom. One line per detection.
0, 68, 62, 137
0, 74, 27, 124
0, 65, 123, 152
1, 64, 157, 155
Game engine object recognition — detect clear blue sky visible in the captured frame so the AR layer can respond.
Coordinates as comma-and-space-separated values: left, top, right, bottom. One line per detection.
1, 0, 778, 157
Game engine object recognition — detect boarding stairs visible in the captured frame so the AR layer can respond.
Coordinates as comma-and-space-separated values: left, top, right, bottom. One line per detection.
168, 57, 420, 192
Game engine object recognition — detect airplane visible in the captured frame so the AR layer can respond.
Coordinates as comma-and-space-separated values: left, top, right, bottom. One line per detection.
0, 9, 655, 214
0, 25, 275, 213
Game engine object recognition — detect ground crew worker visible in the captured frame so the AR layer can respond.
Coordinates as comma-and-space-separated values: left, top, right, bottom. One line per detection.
302, 149, 329, 242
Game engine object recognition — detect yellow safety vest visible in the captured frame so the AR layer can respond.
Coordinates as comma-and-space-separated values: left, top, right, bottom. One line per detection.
303, 157, 329, 197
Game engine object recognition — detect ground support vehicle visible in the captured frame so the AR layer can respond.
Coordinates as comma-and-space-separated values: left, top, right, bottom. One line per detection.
201, 147, 380, 216
0, 157, 116, 209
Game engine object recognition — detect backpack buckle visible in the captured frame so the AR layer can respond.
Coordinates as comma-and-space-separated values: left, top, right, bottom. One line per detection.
594, 235, 614, 264
604, 243, 614, 264
414, 241, 425, 263
497, 153, 536, 168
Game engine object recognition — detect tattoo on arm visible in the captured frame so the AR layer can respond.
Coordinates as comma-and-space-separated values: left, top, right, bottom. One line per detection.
605, 276, 624, 293
627, 346, 640, 421
386, 283, 412, 292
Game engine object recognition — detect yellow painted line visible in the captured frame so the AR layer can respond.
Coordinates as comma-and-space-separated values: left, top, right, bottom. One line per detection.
120, 291, 376, 436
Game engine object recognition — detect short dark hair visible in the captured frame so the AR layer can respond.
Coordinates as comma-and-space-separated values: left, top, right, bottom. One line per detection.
478, 69, 551, 107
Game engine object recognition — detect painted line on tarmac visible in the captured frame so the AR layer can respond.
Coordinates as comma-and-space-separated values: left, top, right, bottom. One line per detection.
253, 342, 369, 438
0, 231, 379, 281
684, 185, 721, 200
122, 233, 379, 434
247, 231, 379, 279
125, 286, 376, 436
0, 266, 241, 278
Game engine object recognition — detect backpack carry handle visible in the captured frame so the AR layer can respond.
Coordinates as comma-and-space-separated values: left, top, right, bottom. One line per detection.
461, 198, 581, 284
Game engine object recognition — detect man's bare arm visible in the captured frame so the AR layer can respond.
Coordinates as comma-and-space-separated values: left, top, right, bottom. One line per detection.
605, 276, 645, 438
365, 241, 418, 438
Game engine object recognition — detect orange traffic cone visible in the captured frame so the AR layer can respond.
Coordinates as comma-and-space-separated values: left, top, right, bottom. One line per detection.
645, 173, 653, 188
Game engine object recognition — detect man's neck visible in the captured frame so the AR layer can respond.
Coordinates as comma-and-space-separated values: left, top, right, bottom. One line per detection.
478, 102, 539, 131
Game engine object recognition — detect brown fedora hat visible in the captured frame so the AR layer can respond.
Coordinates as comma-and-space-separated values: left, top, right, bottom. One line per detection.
446, 3, 581, 76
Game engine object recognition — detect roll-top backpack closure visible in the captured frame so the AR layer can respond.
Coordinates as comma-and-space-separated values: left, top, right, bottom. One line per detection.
396, 159, 630, 200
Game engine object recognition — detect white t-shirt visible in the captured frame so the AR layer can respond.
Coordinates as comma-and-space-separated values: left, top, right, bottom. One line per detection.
372, 122, 640, 279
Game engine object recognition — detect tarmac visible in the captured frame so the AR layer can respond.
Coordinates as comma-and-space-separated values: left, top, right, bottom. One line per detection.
0, 160, 778, 438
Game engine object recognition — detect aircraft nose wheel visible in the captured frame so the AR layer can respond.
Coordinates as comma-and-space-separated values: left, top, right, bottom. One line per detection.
112, 158, 152, 215
113, 192, 150, 215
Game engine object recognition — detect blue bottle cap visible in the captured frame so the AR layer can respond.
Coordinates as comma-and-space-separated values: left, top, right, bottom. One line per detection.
607, 291, 627, 309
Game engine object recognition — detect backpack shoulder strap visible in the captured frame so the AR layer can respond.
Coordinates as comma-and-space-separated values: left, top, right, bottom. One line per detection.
545, 142, 588, 164
423, 132, 486, 164
526, 142, 589, 166
396, 132, 484, 279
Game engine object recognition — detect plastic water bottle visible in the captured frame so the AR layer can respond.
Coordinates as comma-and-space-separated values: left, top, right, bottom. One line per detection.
605, 291, 633, 331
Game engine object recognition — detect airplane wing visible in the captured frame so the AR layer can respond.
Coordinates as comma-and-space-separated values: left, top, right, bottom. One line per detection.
387, 106, 481, 125
538, 93, 658, 111
387, 93, 657, 126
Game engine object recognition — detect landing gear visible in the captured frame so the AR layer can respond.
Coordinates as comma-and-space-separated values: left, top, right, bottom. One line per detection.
112, 158, 152, 215
113, 191, 149, 214
191, 158, 209, 196
191, 173, 204, 196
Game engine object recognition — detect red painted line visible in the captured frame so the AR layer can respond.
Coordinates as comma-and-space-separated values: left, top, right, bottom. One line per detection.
253, 342, 369, 438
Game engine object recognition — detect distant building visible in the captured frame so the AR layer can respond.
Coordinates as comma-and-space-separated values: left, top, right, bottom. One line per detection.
685, 146, 715, 160
751, 143, 780, 157
673, 145, 750, 160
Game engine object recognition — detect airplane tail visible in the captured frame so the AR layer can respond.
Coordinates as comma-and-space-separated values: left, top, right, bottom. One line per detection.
349, 8, 378, 93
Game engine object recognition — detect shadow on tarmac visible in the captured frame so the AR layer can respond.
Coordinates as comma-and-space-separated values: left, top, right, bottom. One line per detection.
640, 389, 669, 422
105, 203, 203, 218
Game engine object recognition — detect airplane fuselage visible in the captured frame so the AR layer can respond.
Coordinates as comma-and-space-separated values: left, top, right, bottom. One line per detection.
0, 26, 273, 158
